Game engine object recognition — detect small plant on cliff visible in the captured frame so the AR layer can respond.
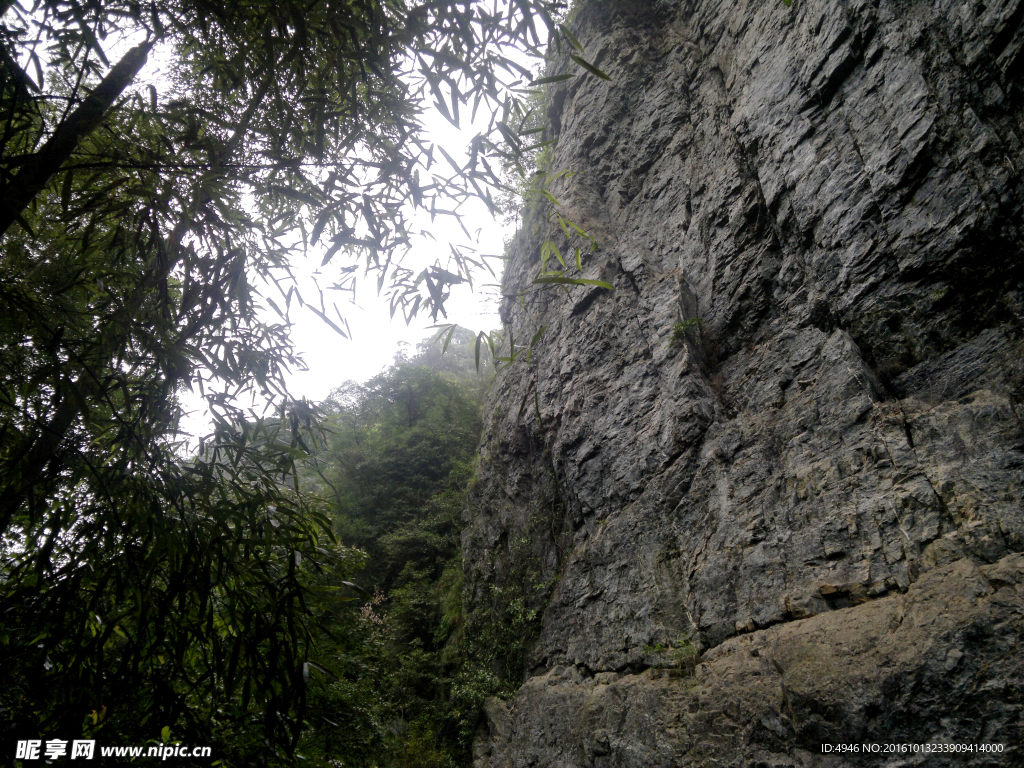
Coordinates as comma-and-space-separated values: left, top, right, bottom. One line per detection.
644, 634, 699, 675
671, 317, 703, 346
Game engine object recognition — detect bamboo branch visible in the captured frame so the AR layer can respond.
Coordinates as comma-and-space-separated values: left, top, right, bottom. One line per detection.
0, 375, 97, 532
0, 39, 153, 237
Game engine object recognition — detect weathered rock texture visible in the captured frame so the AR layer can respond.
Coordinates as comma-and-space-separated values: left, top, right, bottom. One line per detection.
464, 0, 1024, 765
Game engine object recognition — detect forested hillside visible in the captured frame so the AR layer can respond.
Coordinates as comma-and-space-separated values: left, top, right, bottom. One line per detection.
297, 330, 492, 767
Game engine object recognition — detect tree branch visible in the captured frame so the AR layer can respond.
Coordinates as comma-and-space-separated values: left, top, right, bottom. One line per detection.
0, 210, 193, 531
0, 39, 153, 238
0, 375, 98, 532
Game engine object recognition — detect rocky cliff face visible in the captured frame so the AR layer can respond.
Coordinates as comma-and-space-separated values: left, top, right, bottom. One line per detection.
464, 0, 1024, 765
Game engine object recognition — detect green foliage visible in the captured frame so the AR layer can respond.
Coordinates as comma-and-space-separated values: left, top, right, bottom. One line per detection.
473, 585, 544, 685
643, 634, 698, 675
306, 337, 483, 571
296, 335, 498, 767
671, 317, 703, 346
464, 511, 559, 692
488, 16, 611, 358
0, 410, 358, 761
494, 86, 553, 222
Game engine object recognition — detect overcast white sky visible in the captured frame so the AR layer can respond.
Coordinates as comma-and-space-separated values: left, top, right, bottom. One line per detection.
244, 42, 539, 404
269, 101, 515, 403
174, 93, 520, 437
7, 2, 532, 441
282, 195, 509, 402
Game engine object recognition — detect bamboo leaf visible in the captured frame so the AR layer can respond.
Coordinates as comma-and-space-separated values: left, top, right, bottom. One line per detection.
532, 73, 575, 85
570, 54, 611, 81
310, 209, 333, 245
441, 324, 457, 354
495, 122, 523, 155
436, 145, 463, 174
557, 214, 572, 241
533, 276, 614, 289
559, 24, 586, 53
308, 305, 349, 337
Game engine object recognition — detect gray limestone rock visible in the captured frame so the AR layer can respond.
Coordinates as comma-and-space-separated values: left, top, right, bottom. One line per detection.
475, 555, 1024, 767
465, 0, 1024, 764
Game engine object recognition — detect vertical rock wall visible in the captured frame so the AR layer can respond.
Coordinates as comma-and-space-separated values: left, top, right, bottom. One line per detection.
465, 0, 1024, 764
